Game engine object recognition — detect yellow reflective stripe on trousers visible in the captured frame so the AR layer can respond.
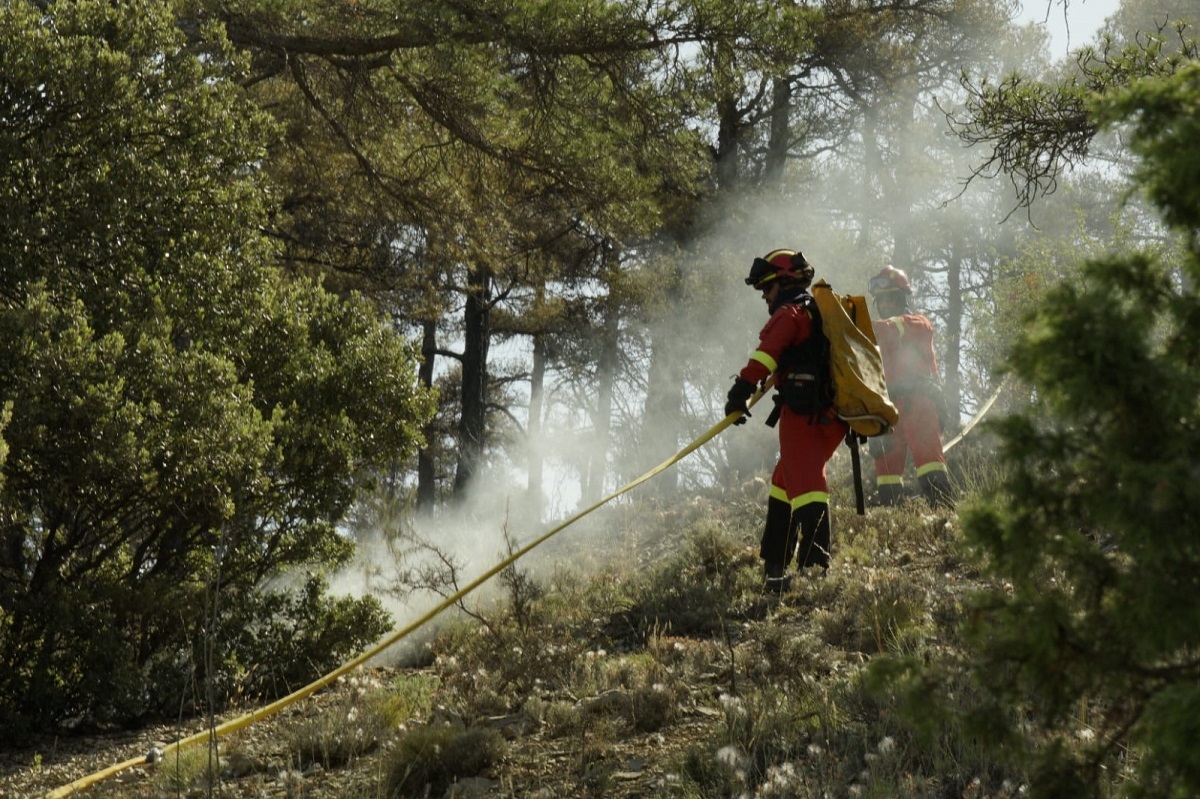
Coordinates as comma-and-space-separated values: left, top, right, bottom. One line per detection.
791, 490, 828, 509
876, 474, 904, 486
769, 486, 829, 508
750, 350, 777, 373
916, 461, 947, 477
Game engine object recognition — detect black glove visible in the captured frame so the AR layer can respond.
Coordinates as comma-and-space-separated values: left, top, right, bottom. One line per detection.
724, 377, 756, 425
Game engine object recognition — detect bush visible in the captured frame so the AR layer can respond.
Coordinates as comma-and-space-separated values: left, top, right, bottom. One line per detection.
285, 681, 405, 769
611, 524, 753, 639
383, 724, 506, 798
216, 574, 394, 702
817, 572, 929, 654
0, 0, 430, 738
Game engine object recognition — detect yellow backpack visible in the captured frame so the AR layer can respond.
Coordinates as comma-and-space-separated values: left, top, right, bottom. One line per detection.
808, 280, 898, 514
809, 279, 898, 438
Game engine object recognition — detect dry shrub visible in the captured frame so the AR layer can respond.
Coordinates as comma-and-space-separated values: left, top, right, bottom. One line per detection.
744, 619, 831, 690
630, 681, 679, 732
674, 689, 822, 796
817, 571, 929, 654
285, 685, 404, 769
383, 724, 505, 798
426, 566, 603, 717
543, 699, 585, 738
612, 524, 750, 639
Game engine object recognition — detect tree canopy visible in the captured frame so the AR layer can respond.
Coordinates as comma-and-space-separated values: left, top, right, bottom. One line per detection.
0, 0, 432, 737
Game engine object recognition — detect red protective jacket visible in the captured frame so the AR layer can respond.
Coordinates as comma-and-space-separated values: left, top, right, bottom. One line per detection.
874, 313, 939, 389
738, 299, 813, 387
739, 296, 845, 510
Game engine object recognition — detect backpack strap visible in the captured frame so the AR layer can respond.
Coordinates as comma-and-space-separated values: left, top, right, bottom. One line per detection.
773, 294, 833, 422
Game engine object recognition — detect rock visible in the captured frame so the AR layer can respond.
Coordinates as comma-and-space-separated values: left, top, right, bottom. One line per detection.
444, 776, 497, 798
481, 712, 535, 739
574, 689, 632, 715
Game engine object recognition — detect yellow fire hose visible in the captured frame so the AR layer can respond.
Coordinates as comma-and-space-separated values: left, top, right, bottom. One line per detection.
942, 376, 1009, 454
43, 384, 773, 798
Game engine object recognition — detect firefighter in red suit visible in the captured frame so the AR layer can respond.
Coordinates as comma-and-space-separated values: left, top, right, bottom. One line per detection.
725, 249, 848, 593
868, 266, 954, 509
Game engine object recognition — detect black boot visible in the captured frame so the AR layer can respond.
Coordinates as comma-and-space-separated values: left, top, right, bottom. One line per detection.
759, 496, 794, 593
874, 483, 905, 507
918, 470, 954, 510
794, 502, 832, 571
763, 560, 791, 594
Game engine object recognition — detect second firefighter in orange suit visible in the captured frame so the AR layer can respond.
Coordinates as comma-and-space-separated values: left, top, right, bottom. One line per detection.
725, 249, 848, 593
867, 266, 953, 509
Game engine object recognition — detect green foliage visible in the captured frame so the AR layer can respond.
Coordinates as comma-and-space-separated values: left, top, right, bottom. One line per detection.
1095, 63, 1200, 249
940, 63, 1200, 798
0, 0, 432, 738
152, 745, 223, 796
958, 29, 1198, 208
389, 672, 442, 721
214, 574, 393, 701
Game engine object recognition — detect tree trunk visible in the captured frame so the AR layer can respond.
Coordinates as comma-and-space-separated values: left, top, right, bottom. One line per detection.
713, 40, 743, 192
453, 266, 491, 500
763, 77, 791, 187
640, 259, 683, 498
416, 318, 437, 512
943, 251, 964, 430
584, 289, 620, 505
857, 104, 883, 255
526, 330, 547, 519
891, 94, 919, 273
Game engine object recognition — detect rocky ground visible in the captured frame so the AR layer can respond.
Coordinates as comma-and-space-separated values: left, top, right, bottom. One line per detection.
0, 661, 747, 799
0, 675, 386, 799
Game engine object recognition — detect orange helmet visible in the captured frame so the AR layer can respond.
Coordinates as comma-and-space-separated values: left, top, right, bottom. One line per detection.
868, 265, 911, 296
745, 249, 814, 289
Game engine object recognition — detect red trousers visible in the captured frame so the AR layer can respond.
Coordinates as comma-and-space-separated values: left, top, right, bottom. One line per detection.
760, 406, 847, 569
770, 406, 848, 508
874, 393, 946, 485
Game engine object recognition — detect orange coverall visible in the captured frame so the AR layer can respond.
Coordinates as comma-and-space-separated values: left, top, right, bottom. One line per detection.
872, 313, 947, 500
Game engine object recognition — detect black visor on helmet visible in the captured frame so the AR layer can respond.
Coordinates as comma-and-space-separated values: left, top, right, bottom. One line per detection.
745, 257, 777, 288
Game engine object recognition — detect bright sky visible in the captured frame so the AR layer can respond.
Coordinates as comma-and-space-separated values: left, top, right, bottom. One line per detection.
1018, 0, 1126, 56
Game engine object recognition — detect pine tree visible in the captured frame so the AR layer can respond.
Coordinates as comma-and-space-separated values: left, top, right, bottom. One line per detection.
954, 62, 1200, 797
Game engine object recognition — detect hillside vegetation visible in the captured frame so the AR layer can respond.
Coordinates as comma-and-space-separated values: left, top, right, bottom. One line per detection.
4, 477, 1021, 799
5, 1, 1200, 798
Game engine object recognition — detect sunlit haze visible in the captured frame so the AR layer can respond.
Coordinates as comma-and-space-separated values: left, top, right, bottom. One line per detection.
1019, 0, 1124, 55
